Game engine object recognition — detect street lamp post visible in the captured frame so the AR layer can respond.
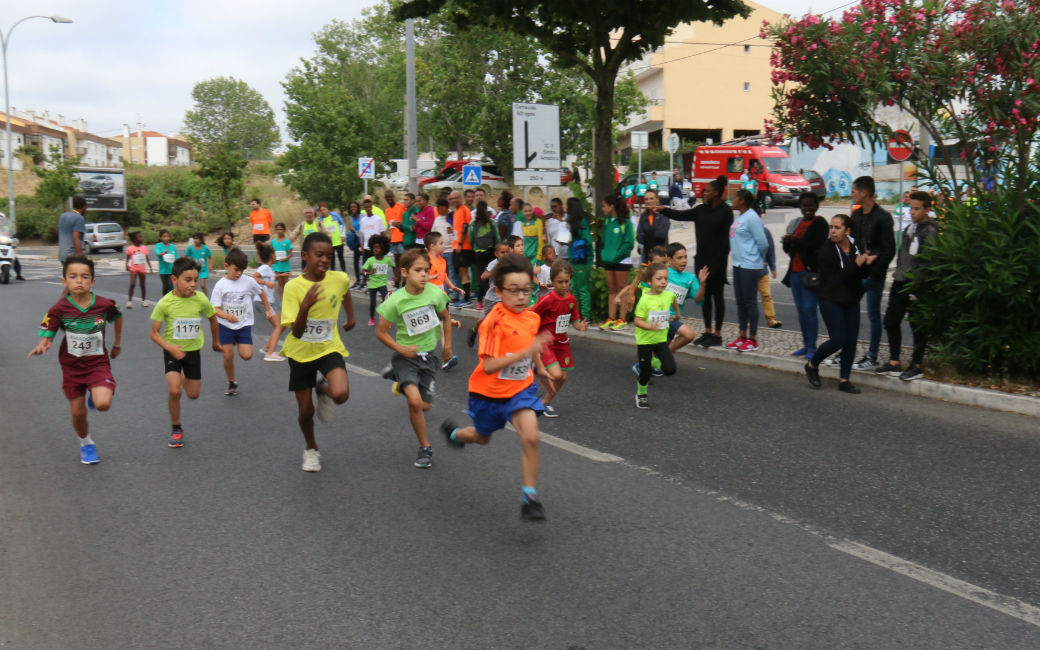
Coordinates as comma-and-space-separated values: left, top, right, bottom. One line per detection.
2, 15, 73, 232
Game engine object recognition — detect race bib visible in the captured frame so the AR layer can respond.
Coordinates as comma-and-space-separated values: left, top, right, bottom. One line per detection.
172, 318, 201, 340
224, 302, 248, 320
373, 263, 389, 276
666, 282, 688, 305
67, 331, 104, 357
132, 253, 146, 266
326, 223, 338, 233
498, 355, 532, 381
253, 222, 264, 231
275, 249, 288, 261
648, 310, 670, 329
162, 253, 175, 264
301, 318, 333, 343
555, 314, 571, 334
402, 305, 439, 336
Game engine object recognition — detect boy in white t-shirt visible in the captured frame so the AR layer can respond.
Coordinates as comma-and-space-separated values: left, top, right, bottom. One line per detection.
210, 247, 271, 395
252, 243, 286, 362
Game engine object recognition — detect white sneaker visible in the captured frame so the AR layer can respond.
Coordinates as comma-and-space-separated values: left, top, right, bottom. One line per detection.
315, 378, 335, 422
824, 355, 841, 366
302, 448, 322, 472
264, 353, 286, 362
141, 299, 152, 307
125, 301, 133, 309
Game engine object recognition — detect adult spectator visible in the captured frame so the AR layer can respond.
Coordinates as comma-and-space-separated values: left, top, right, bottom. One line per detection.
463, 188, 476, 212
598, 194, 635, 330
781, 192, 829, 359
345, 201, 364, 286
400, 192, 419, 250
571, 164, 581, 185
412, 193, 436, 245
291, 207, 322, 272
757, 211, 782, 329
58, 196, 88, 262
384, 190, 405, 286
564, 197, 594, 321
359, 199, 388, 269
750, 161, 770, 215
249, 198, 273, 244
636, 189, 669, 263
448, 190, 475, 306
318, 203, 346, 273
362, 196, 386, 228
669, 172, 686, 208
877, 190, 939, 382
803, 214, 876, 393
474, 188, 496, 218
495, 191, 515, 240
471, 200, 500, 306
849, 175, 896, 371
725, 189, 769, 352
657, 175, 734, 347
545, 197, 568, 257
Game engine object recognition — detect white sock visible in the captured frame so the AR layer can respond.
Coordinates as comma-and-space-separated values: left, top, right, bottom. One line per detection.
80, 435, 95, 447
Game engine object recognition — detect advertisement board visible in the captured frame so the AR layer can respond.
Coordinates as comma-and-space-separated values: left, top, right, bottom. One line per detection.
75, 168, 127, 211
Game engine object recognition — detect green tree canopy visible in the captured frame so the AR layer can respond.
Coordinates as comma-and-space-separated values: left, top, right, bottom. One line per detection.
183, 76, 280, 160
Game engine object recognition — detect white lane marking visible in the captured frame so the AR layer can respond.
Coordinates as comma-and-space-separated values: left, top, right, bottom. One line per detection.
345, 362, 381, 378
829, 540, 1040, 628
366, 363, 1040, 625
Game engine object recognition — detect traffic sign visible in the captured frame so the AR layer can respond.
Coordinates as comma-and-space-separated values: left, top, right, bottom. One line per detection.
512, 103, 560, 170
667, 133, 680, 154
887, 130, 914, 162
631, 131, 649, 150
462, 164, 482, 186
358, 157, 375, 179
514, 170, 561, 186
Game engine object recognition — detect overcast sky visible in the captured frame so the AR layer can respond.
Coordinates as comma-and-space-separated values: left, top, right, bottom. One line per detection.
3, 0, 843, 145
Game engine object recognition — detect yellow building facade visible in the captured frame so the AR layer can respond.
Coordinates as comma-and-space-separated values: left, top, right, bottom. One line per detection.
619, 1, 783, 161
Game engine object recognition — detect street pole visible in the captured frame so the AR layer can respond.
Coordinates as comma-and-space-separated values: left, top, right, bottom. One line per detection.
405, 19, 417, 196
2, 15, 72, 232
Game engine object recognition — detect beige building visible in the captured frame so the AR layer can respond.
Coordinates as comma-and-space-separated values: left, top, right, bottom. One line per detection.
111, 128, 191, 167
618, 1, 783, 163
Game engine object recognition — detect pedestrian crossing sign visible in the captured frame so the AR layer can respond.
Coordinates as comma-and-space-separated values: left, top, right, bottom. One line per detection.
462, 164, 482, 186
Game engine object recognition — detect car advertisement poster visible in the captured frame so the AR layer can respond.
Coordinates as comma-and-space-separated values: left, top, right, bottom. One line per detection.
75, 168, 127, 211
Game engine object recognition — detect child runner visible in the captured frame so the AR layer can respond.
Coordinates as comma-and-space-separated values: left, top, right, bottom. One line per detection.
29, 256, 122, 465
376, 248, 460, 468
125, 231, 152, 308
534, 245, 556, 301
253, 243, 286, 361
270, 222, 294, 295
438, 253, 553, 521
149, 257, 221, 447
281, 232, 355, 472
155, 229, 177, 295
465, 239, 518, 349
362, 234, 393, 326
633, 262, 680, 408
663, 242, 709, 355
615, 245, 668, 334
185, 232, 213, 295
423, 231, 462, 370
531, 259, 588, 417
210, 247, 271, 396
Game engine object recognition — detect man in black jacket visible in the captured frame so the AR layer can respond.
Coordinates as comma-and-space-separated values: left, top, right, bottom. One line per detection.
849, 176, 895, 371
636, 190, 670, 263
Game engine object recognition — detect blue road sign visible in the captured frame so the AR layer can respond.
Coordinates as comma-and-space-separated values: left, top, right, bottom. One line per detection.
462, 164, 482, 186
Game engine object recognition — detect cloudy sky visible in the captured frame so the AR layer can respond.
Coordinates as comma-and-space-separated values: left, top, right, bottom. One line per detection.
3, 0, 842, 145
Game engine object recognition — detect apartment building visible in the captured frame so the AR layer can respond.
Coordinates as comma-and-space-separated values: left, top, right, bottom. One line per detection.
111, 128, 191, 167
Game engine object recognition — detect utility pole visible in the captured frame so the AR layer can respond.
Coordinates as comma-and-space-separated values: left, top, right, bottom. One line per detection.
406, 19, 418, 195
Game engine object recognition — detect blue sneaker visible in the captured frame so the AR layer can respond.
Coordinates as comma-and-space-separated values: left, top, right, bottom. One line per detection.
80, 444, 100, 465
791, 348, 807, 357
652, 367, 664, 377
86, 392, 96, 410
442, 354, 458, 371
631, 362, 640, 378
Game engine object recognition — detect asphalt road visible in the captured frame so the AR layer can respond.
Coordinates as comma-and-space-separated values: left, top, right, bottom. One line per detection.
2, 267, 1038, 649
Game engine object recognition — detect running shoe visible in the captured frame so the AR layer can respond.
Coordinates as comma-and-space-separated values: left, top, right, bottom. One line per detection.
852, 356, 877, 371
791, 348, 808, 357
439, 418, 466, 449
609, 320, 629, 331
768, 320, 783, 329
441, 354, 459, 371
475, 301, 484, 311
315, 377, 335, 422
636, 394, 649, 409
725, 337, 745, 350
86, 391, 96, 410
707, 334, 723, 347
302, 448, 322, 472
451, 299, 472, 309
381, 364, 396, 380
824, 355, 842, 367
737, 339, 760, 352
693, 332, 710, 346
368, 317, 376, 326
141, 299, 153, 307
875, 362, 902, 377
521, 499, 547, 522
125, 300, 133, 309
168, 430, 184, 448
652, 367, 664, 377
631, 362, 641, 378
413, 446, 433, 469
391, 381, 402, 396
80, 444, 100, 465
543, 404, 558, 418
599, 319, 616, 331
838, 381, 862, 394
264, 353, 286, 362
899, 367, 923, 381
224, 381, 239, 396
804, 362, 822, 388
466, 327, 478, 348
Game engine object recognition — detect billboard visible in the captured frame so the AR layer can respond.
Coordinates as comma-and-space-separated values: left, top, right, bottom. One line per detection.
75, 168, 127, 211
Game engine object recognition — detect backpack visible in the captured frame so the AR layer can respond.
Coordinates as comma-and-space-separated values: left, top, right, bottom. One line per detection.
570, 237, 588, 264
473, 222, 496, 251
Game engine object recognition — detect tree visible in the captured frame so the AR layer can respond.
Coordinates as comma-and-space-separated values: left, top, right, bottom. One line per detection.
33, 146, 81, 210
183, 76, 280, 160
196, 143, 248, 231
395, 0, 749, 209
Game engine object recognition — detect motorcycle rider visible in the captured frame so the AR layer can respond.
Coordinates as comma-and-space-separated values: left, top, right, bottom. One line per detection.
0, 212, 25, 281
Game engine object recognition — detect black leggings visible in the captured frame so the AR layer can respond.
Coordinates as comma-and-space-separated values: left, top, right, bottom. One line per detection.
350, 245, 362, 280
474, 250, 495, 300
637, 342, 677, 385
160, 274, 173, 295
701, 269, 726, 331
369, 286, 388, 319
330, 244, 347, 273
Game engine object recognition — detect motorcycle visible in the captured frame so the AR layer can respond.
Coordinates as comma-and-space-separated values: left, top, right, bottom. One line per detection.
0, 232, 18, 284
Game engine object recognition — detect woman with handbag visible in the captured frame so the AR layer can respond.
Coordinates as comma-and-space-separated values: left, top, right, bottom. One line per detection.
803, 214, 876, 393
563, 197, 594, 322
781, 192, 829, 359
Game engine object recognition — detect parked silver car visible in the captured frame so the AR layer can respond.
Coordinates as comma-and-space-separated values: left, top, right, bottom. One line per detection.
84, 222, 125, 254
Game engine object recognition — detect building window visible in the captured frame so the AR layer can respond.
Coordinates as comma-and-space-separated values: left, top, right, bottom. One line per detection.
744, 45, 751, 53
743, 82, 751, 92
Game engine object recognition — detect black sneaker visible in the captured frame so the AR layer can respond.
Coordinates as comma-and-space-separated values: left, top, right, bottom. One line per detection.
380, 364, 396, 381
899, 367, 923, 381
224, 381, 239, 396
693, 333, 709, 346
521, 500, 547, 522
804, 362, 821, 388
543, 404, 558, 418
168, 429, 184, 448
875, 362, 902, 377
705, 334, 723, 348
636, 394, 649, 409
467, 326, 478, 348
439, 418, 465, 449
838, 381, 861, 394
413, 446, 433, 468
